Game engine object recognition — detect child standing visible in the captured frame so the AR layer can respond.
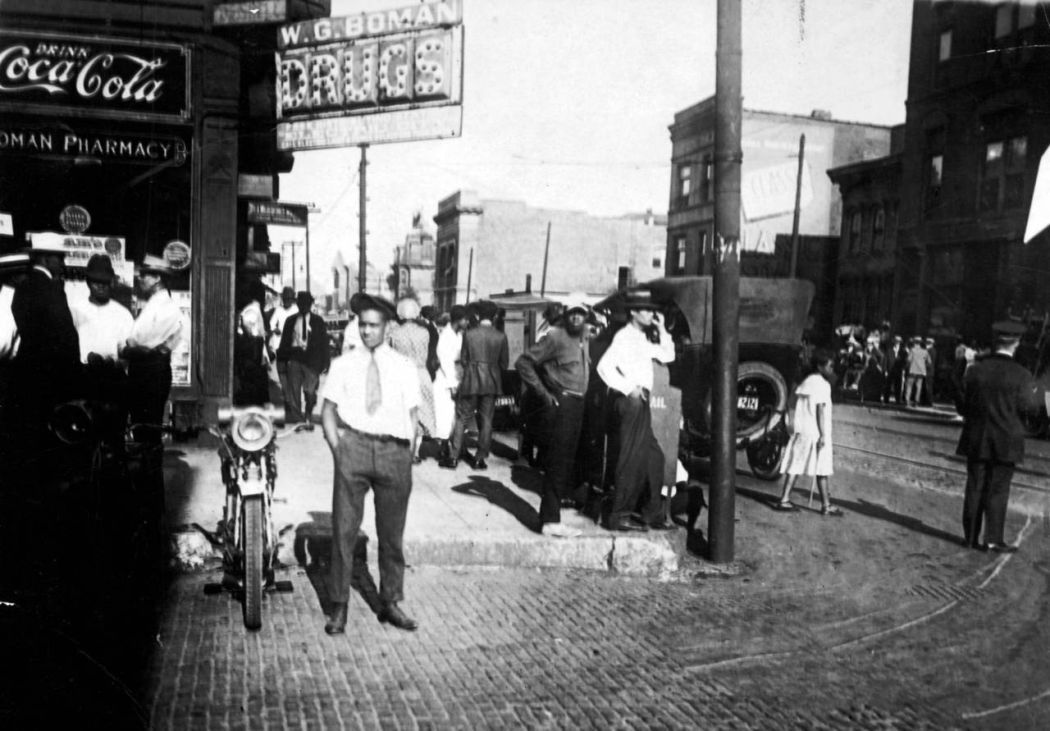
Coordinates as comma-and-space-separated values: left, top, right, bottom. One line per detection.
773, 350, 843, 516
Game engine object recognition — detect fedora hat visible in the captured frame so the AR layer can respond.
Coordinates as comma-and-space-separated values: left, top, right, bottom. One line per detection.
138, 254, 171, 275
28, 232, 68, 255
622, 287, 659, 311
350, 292, 397, 321
84, 253, 116, 283
0, 252, 30, 272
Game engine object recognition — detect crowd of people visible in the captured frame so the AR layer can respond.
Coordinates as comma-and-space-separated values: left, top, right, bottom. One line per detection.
0, 240, 182, 482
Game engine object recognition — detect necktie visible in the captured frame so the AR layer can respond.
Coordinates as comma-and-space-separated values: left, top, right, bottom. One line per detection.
301, 316, 308, 342
366, 350, 382, 415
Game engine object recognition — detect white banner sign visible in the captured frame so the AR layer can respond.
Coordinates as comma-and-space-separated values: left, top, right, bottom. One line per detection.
277, 104, 462, 150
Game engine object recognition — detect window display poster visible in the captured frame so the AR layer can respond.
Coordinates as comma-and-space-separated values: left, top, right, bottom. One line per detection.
171, 289, 192, 387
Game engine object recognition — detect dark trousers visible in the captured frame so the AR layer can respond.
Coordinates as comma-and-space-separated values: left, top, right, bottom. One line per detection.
539, 393, 585, 525
284, 360, 319, 423
330, 430, 412, 605
963, 459, 1015, 545
609, 394, 664, 526
449, 393, 496, 460
127, 355, 171, 446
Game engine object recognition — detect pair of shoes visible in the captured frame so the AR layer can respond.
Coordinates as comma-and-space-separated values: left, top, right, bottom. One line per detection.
324, 603, 348, 635
969, 542, 989, 552
559, 498, 580, 509
647, 520, 678, 531
607, 518, 648, 533
438, 457, 458, 469
378, 603, 418, 631
821, 505, 844, 517
985, 542, 1018, 554
541, 522, 582, 538
470, 457, 488, 471
772, 501, 797, 512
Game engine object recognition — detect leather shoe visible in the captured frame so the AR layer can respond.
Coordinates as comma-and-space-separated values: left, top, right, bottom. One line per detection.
324, 603, 348, 635
471, 458, 488, 471
985, 543, 1018, 554
378, 603, 418, 631
608, 518, 648, 532
438, 457, 458, 469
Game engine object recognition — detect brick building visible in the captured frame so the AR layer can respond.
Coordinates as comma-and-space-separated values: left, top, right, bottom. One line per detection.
391, 214, 437, 305
431, 191, 665, 312
827, 125, 906, 330
666, 99, 892, 284
896, 0, 1050, 340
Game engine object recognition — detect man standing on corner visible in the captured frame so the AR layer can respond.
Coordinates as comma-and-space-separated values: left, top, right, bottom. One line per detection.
957, 320, 1047, 553
596, 289, 676, 532
320, 293, 420, 635
444, 300, 508, 470
276, 291, 329, 429
515, 294, 591, 538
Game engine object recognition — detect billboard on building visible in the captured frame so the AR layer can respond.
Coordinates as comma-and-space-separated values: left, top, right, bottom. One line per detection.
275, 0, 464, 150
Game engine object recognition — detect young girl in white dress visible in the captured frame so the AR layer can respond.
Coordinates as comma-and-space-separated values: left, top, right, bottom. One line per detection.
773, 350, 843, 516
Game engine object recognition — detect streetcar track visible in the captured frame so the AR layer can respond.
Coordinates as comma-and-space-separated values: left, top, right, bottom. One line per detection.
836, 443, 1050, 494
836, 416, 1050, 470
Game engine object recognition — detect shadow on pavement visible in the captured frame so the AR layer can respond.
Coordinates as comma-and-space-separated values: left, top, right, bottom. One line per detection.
292, 512, 382, 617
452, 475, 541, 533
508, 464, 543, 497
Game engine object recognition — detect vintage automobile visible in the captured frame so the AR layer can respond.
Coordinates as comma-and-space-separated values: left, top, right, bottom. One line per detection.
593, 276, 815, 480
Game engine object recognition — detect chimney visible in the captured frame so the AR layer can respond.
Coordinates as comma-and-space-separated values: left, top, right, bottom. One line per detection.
525, 274, 532, 293
810, 109, 832, 121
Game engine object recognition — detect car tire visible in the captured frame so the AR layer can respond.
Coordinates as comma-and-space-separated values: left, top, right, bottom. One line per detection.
736, 361, 789, 440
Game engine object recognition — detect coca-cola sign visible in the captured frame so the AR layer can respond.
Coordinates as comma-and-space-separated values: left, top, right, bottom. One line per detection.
0, 31, 190, 121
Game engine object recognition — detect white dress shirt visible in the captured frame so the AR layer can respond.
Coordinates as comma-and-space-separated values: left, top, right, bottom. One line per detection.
268, 303, 298, 352
596, 323, 675, 396
0, 285, 18, 361
319, 343, 420, 440
72, 298, 134, 363
128, 288, 182, 352
436, 324, 462, 389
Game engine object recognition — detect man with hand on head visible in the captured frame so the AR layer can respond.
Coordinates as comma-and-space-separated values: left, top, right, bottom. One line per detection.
320, 293, 420, 635
596, 288, 676, 532
515, 294, 592, 538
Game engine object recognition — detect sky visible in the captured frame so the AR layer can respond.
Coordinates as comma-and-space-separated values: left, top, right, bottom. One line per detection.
276, 0, 915, 293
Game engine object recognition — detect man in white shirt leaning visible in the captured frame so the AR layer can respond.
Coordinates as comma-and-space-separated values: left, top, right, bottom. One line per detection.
595, 289, 676, 533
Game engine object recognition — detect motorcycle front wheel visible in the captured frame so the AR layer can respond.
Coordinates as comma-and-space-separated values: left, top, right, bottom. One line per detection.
242, 495, 264, 630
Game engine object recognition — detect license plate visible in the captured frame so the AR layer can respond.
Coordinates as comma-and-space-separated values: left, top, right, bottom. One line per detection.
737, 396, 760, 411
240, 478, 266, 497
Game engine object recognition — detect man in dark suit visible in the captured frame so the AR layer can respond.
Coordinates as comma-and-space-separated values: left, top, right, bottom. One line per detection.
276, 291, 330, 429
882, 334, 907, 403
957, 320, 1047, 552
9, 234, 81, 457
442, 300, 508, 470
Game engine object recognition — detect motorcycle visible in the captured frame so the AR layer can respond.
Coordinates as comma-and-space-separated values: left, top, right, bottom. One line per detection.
206, 405, 291, 630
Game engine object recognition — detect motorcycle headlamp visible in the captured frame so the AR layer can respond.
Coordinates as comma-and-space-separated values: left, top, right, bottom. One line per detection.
231, 410, 274, 452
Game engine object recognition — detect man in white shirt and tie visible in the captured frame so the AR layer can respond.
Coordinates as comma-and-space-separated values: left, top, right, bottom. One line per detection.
320, 293, 420, 635
596, 289, 676, 532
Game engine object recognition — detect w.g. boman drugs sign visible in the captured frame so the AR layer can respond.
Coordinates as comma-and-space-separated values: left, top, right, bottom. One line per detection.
276, 0, 463, 150
0, 30, 190, 122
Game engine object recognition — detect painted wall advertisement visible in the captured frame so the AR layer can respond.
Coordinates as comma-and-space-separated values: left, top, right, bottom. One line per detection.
275, 0, 463, 150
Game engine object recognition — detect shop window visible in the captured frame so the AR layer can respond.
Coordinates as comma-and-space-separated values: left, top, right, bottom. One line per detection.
979, 135, 1026, 212
872, 206, 886, 251
939, 30, 952, 62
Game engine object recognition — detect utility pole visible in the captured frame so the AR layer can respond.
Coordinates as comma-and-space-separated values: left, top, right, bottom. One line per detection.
789, 133, 806, 278
358, 144, 368, 293
708, 0, 743, 564
539, 221, 551, 297
465, 247, 474, 303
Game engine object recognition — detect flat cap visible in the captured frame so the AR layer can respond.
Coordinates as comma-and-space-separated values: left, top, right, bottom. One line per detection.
622, 287, 659, 311
350, 292, 397, 320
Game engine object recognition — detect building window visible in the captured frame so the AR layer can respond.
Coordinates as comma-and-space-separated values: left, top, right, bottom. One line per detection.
995, 2, 1036, 40
674, 236, 687, 274
700, 155, 714, 203
677, 164, 692, 202
872, 206, 885, 251
938, 30, 952, 61
652, 257, 662, 269
980, 135, 1027, 212
848, 211, 862, 253
995, 4, 1013, 38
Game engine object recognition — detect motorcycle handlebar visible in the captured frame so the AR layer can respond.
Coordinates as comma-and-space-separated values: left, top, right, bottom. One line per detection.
217, 405, 286, 427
